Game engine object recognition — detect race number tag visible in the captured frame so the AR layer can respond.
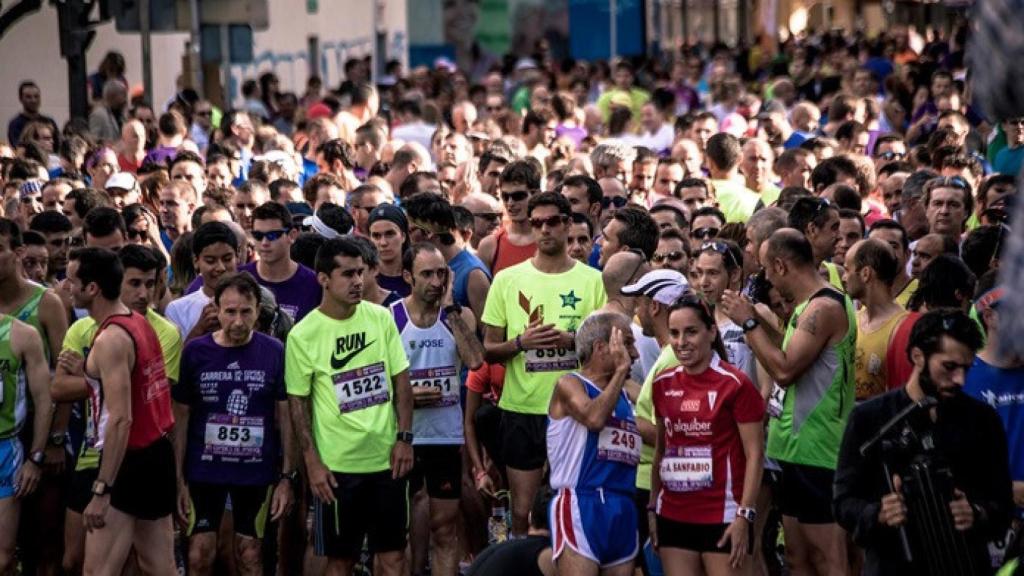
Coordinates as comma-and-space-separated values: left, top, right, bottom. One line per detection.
204, 414, 265, 458
524, 348, 578, 373
660, 446, 714, 492
410, 366, 459, 407
334, 362, 389, 413
767, 383, 785, 419
597, 417, 641, 465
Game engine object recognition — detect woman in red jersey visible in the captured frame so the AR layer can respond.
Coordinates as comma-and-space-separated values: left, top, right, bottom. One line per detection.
649, 297, 765, 575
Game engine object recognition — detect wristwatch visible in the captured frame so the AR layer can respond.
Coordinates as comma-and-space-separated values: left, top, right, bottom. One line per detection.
49, 432, 66, 447
28, 450, 46, 466
741, 317, 760, 333
736, 506, 757, 522
278, 470, 299, 484
92, 480, 111, 496
396, 431, 414, 444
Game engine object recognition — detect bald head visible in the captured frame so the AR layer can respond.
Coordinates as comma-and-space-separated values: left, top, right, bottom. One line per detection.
602, 251, 649, 300
764, 228, 815, 269
599, 177, 626, 197
460, 192, 501, 214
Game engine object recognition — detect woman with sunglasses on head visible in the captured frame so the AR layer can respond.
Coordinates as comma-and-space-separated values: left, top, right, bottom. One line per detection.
649, 297, 765, 576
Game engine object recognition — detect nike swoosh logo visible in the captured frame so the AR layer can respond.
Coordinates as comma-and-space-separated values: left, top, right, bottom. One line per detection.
331, 340, 376, 371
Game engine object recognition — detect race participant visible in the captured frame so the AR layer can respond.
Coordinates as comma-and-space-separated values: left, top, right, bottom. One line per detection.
478, 161, 540, 275
0, 218, 68, 576
286, 237, 413, 576
482, 191, 606, 536
833, 209, 865, 268
692, 240, 757, 382
53, 245, 182, 574
349, 236, 403, 308
652, 230, 690, 276
173, 272, 295, 576
595, 251, 656, 383
241, 202, 320, 322
597, 206, 660, 267
403, 193, 491, 322
165, 222, 239, 340
834, 309, 1013, 575
392, 242, 484, 576
367, 204, 412, 297
965, 285, 1024, 511
0, 275, 53, 574
787, 197, 844, 289
867, 220, 917, 309
650, 298, 765, 576
842, 239, 906, 401
547, 312, 639, 575
720, 229, 856, 576
567, 214, 595, 265
66, 248, 176, 575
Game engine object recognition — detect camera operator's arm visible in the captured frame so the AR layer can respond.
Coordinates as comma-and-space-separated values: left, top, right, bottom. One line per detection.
833, 404, 893, 548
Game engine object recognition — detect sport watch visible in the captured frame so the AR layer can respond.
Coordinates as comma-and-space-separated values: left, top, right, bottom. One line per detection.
741, 317, 760, 333
736, 506, 757, 522
279, 470, 299, 484
91, 480, 111, 496
28, 450, 45, 466
396, 431, 414, 444
48, 432, 66, 447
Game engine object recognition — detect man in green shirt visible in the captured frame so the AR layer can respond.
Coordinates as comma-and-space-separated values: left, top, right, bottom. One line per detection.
286, 237, 412, 576
721, 229, 856, 576
596, 61, 650, 123
482, 192, 606, 536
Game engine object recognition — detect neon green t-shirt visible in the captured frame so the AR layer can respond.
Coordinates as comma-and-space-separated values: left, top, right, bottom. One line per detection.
596, 87, 651, 122
710, 179, 761, 223
64, 309, 183, 471
635, 344, 678, 491
481, 260, 606, 415
285, 304, 410, 474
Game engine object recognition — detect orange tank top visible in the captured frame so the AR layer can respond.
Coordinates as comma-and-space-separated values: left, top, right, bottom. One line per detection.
491, 228, 536, 275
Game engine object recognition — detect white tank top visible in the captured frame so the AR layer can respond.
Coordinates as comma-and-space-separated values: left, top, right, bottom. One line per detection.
390, 300, 464, 444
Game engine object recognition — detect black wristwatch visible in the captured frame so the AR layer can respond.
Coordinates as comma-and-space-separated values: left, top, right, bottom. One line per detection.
28, 450, 45, 466
741, 317, 760, 333
49, 432, 66, 447
278, 470, 299, 485
396, 431, 414, 444
92, 480, 111, 496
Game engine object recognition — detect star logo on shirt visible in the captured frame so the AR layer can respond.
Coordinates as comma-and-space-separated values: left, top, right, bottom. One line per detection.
560, 290, 582, 309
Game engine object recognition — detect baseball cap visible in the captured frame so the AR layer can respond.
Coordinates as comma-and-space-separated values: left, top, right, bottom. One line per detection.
105, 172, 137, 191
621, 270, 691, 305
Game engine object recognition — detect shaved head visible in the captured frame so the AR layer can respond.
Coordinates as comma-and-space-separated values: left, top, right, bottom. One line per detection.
602, 250, 649, 298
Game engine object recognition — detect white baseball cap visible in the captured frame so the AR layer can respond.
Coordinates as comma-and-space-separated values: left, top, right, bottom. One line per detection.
105, 172, 137, 191
621, 270, 691, 306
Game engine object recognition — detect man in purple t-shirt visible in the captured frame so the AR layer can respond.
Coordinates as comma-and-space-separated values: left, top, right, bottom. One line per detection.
173, 273, 296, 576
242, 202, 322, 322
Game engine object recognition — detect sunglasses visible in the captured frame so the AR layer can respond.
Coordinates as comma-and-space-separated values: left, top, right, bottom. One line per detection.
652, 250, 686, 263
501, 190, 531, 203
251, 228, 290, 242
700, 241, 740, 269
691, 227, 720, 240
529, 215, 569, 229
927, 175, 971, 191
876, 151, 905, 161
196, 110, 212, 117
601, 196, 629, 209
127, 228, 147, 240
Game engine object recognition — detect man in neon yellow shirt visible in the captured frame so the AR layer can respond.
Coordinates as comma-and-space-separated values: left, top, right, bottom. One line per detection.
52, 244, 182, 575
596, 61, 650, 123
482, 192, 606, 536
706, 133, 763, 223
286, 237, 412, 576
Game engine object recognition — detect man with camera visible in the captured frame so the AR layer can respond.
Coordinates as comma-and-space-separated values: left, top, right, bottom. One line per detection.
834, 309, 1015, 575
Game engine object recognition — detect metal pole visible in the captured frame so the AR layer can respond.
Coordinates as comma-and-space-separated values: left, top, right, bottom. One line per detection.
189, 0, 203, 96
220, 24, 230, 107
610, 0, 617, 58
371, 0, 378, 85
140, 0, 153, 104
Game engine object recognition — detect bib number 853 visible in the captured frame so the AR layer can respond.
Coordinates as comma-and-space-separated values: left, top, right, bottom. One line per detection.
217, 426, 252, 443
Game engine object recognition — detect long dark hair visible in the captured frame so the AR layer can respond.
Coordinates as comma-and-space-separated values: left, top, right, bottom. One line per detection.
669, 295, 729, 362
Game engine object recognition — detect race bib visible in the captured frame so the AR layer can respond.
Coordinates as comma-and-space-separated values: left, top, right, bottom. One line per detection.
767, 383, 785, 419
411, 366, 459, 407
203, 414, 265, 458
597, 417, 641, 466
334, 362, 389, 413
524, 347, 578, 373
660, 446, 714, 492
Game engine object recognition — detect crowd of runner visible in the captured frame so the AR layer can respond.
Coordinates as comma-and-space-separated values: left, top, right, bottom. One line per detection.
0, 22, 1022, 576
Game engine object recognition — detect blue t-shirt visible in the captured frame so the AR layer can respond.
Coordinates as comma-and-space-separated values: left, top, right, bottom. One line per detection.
174, 332, 286, 486
449, 249, 490, 309
377, 273, 411, 297
964, 356, 1024, 481
994, 146, 1024, 176
238, 262, 321, 322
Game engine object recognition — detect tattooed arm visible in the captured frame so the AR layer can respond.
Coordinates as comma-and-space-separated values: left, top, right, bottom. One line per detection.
742, 298, 846, 387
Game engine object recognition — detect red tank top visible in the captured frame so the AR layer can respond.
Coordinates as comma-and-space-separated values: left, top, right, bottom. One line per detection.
95, 312, 174, 449
491, 228, 536, 276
